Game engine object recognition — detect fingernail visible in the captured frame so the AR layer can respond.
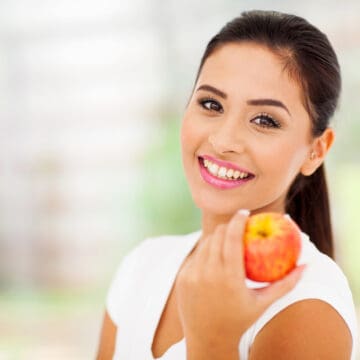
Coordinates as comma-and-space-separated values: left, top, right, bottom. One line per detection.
237, 209, 250, 217
284, 213, 291, 220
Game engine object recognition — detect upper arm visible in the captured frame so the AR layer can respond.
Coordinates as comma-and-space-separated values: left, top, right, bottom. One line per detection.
249, 299, 353, 360
96, 310, 117, 360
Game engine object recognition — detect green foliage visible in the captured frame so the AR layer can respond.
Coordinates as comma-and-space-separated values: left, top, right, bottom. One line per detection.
0, 287, 104, 359
139, 117, 201, 238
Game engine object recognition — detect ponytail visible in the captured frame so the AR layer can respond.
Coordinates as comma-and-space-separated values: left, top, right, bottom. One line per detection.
286, 164, 334, 258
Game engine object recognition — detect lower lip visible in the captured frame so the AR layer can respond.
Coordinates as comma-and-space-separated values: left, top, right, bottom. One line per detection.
198, 158, 254, 190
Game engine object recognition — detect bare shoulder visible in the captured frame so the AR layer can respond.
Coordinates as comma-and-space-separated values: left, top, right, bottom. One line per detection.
249, 299, 353, 360
96, 310, 117, 360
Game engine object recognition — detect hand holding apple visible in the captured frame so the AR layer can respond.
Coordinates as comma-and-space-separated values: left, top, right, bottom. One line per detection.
243, 212, 302, 282
176, 210, 305, 358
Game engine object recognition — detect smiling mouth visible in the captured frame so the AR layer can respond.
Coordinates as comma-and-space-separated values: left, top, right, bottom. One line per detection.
199, 156, 255, 181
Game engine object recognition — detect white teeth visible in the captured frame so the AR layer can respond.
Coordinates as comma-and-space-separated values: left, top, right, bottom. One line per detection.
209, 163, 219, 175
202, 158, 251, 180
218, 167, 227, 177
226, 168, 234, 178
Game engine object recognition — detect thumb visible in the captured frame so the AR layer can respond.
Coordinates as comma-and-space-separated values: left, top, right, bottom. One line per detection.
255, 264, 307, 309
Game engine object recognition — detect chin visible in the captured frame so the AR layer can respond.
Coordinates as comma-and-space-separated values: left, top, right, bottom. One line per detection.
192, 191, 241, 216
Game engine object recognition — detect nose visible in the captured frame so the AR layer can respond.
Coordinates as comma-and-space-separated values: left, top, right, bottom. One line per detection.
208, 122, 246, 154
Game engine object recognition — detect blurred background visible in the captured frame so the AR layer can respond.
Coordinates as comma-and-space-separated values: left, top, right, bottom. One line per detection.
0, 0, 359, 359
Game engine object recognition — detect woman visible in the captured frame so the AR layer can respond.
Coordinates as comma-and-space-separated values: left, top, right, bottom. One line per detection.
97, 10, 358, 359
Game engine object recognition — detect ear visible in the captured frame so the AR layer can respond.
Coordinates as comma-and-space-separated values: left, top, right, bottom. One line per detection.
300, 128, 335, 176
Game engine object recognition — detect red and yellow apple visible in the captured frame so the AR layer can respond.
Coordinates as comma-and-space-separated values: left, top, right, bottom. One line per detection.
243, 212, 301, 282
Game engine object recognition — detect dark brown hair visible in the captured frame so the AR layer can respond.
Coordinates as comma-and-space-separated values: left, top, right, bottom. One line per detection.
193, 10, 341, 258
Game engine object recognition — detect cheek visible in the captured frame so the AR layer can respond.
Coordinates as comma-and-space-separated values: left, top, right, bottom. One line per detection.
180, 116, 190, 149
259, 141, 307, 180
180, 116, 196, 172
180, 112, 203, 154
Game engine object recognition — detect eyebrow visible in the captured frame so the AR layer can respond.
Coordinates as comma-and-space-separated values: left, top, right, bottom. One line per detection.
196, 84, 227, 99
196, 84, 291, 116
247, 99, 291, 116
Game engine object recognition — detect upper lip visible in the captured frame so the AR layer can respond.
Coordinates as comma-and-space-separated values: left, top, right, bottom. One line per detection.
199, 154, 255, 175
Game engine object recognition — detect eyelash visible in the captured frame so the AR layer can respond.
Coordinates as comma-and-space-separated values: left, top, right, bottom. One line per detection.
197, 97, 281, 129
251, 112, 281, 129
198, 97, 224, 113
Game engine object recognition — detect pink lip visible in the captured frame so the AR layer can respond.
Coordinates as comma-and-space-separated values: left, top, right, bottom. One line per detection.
198, 157, 254, 190
200, 154, 254, 175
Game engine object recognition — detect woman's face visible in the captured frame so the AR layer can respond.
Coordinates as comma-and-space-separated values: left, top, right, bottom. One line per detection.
180, 42, 314, 216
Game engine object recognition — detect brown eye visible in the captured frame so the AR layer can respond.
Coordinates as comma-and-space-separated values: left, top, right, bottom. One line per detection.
198, 97, 224, 113
251, 113, 281, 128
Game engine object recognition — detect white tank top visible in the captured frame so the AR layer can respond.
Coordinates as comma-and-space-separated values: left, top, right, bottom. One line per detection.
106, 230, 358, 359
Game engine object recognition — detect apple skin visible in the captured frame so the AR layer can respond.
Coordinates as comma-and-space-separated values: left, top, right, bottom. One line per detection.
243, 212, 302, 282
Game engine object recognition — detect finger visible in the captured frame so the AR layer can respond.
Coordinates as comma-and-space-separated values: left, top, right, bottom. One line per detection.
255, 264, 307, 308
208, 224, 226, 266
195, 227, 224, 265
223, 209, 250, 276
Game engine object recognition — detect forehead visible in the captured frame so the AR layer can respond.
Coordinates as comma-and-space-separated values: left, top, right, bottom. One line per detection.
197, 42, 304, 109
